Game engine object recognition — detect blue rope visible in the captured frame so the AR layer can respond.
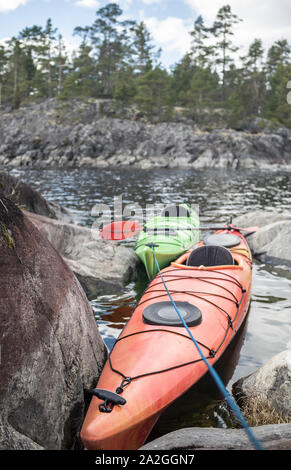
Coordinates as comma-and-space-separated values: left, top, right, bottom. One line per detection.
150, 244, 263, 451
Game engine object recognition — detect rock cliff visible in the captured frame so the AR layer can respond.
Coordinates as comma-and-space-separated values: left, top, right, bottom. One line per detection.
1, 99, 291, 170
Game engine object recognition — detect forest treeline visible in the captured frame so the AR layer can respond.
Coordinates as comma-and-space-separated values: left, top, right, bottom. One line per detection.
1, 2, 291, 128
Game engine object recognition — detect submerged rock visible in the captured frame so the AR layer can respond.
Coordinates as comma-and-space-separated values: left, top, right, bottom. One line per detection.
0, 195, 107, 449
26, 211, 140, 299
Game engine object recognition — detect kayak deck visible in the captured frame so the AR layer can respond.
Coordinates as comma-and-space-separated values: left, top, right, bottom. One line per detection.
81, 230, 252, 450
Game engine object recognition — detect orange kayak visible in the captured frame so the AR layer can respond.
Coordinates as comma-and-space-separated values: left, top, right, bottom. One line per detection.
81, 229, 253, 450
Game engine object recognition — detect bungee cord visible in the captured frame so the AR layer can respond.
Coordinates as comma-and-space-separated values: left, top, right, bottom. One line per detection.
149, 243, 264, 451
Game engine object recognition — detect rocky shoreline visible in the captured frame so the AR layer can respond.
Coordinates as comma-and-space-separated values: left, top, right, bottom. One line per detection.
0, 172, 290, 450
1, 99, 291, 170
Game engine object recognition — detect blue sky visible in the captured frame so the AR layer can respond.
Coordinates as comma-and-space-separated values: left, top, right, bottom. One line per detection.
1, 0, 291, 68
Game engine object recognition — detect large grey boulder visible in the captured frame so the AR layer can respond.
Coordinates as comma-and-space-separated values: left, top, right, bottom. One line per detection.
0, 170, 72, 222
233, 210, 291, 266
248, 221, 291, 266
140, 423, 291, 450
26, 211, 140, 299
0, 195, 107, 449
233, 349, 291, 421
233, 210, 291, 229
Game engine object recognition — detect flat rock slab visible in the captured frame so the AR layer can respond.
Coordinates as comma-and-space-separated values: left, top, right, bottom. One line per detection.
233, 210, 291, 229
233, 210, 291, 266
140, 423, 291, 450
26, 211, 141, 299
249, 221, 291, 266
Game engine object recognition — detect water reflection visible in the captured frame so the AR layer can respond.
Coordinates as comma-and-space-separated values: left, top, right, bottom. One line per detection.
11, 167, 291, 228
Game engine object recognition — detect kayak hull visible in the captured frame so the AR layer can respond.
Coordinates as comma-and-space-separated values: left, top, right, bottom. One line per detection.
136, 244, 188, 280
81, 229, 252, 450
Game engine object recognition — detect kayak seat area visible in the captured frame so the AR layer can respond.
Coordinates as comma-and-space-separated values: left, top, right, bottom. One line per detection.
161, 204, 191, 218
187, 245, 234, 267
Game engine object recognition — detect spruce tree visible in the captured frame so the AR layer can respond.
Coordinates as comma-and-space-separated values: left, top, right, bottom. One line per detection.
135, 67, 172, 122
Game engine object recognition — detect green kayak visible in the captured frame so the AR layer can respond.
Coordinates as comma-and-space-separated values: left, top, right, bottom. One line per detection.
135, 204, 200, 280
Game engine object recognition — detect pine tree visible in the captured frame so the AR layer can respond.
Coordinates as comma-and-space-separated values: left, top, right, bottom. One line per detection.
131, 21, 159, 74
224, 64, 247, 126
18, 24, 45, 97
74, 3, 135, 97
56, 35, 68, 95
211, 4, 242, 101
170, 54, 196, 106
267, 39, 290, 76
6, 37, 23, 109
19, 20, 62, 99
134, 67, 172, 121
113, 66, 137, 111
264, 63, 291, 128
61, 41, 98, 99
42, 19, 58, 98
0, 45, 8, 105
185, 66, 220, 125
190, 15, 211, 68
241, 39, 265, 116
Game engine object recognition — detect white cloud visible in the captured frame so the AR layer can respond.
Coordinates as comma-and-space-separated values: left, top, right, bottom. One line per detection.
62, 35, 82, 60
142, 0, 163, 4
0, 0, 27, 13
120, 0, 133, 6
144, 16, 192, 56
184, 0, 291, 55
75, 0, 100, 9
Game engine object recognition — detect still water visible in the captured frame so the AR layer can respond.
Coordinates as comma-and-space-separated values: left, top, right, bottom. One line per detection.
11, 167, 291, 435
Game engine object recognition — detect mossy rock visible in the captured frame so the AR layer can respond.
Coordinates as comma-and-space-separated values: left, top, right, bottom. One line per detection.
1, 223, 15, 249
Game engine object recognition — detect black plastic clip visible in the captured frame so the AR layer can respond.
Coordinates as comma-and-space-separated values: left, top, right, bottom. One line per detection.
91, 388, 127, 414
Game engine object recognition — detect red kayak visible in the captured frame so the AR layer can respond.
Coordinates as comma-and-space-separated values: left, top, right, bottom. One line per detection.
81, 229, 253, 450
99, 220, 142, 241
